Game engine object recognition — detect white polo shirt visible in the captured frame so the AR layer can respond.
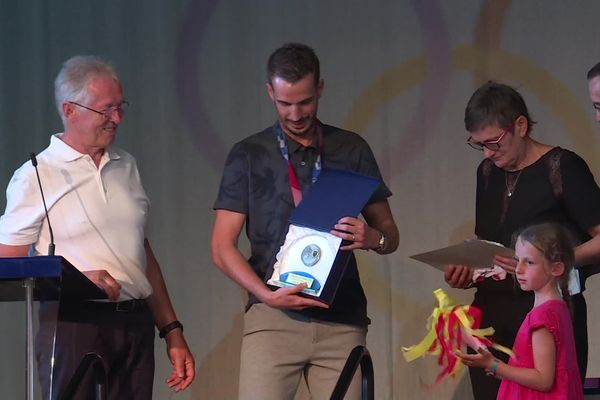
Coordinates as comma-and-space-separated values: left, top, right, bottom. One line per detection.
0, 134, 152, 300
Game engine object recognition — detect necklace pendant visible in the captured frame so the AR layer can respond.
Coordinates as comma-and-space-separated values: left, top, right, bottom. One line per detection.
505, 169, 522, 199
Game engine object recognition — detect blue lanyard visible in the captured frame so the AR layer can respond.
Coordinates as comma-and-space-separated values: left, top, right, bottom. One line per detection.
275, 122, 323, 205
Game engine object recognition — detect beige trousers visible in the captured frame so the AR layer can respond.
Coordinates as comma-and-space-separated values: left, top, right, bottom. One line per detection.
238, 303, 367, 400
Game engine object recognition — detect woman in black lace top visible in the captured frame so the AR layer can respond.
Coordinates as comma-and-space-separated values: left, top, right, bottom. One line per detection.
444, 81, 600, 400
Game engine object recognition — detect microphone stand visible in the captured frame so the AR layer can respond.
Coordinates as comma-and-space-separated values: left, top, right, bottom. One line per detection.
27, 153, 56, 400
24, 276, 34, 400
30, 153, 55, 256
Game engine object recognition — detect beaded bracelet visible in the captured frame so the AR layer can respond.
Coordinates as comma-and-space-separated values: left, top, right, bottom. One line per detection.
159, 320, 183, 339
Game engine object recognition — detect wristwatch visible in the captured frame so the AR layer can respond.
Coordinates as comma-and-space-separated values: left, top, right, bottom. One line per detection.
376, 232, 386, 251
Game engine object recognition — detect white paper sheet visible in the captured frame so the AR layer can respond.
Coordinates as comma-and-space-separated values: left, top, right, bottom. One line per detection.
409, 240, 515, 271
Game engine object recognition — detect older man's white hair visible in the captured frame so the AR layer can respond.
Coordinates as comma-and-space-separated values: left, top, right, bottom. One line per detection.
54, 55, 119, 126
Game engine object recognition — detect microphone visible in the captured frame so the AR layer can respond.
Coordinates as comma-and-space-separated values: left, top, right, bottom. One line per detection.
30, 153, 55, 256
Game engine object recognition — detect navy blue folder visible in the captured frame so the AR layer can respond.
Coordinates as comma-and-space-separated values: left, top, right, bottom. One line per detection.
290, 168, 380, 231
285, 168, 380, 304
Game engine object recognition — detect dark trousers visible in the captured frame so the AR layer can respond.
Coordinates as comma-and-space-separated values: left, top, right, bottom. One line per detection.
572, 293, 588, 381
35, 300, 155, 400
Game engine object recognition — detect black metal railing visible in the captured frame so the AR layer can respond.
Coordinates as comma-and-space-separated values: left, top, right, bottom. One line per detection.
330, 345, 374, 400
59, 352, 107, 400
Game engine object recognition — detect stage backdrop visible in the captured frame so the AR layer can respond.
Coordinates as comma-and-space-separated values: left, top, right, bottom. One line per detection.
1, 1, 600, 399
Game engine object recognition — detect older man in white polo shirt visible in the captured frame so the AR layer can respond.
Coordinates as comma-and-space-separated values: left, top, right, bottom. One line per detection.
0, 56, 195, 400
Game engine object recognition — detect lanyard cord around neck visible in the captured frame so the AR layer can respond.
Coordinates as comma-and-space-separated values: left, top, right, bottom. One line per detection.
275, 122, 323, 206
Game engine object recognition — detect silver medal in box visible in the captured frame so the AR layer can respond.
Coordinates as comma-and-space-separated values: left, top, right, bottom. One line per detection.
268, 224, 342, 296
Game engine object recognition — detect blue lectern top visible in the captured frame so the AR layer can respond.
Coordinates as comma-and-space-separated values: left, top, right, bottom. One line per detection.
0, 256, 106, 301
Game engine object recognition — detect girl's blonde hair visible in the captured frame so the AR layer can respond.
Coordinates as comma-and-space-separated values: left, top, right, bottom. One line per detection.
516, 223, 575, 300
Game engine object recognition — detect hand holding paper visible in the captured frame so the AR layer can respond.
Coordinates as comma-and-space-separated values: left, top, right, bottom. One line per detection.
445, 265, 474, 289
491, 253, 518, 274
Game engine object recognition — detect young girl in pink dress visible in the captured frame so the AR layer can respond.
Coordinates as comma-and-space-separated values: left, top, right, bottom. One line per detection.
456, 223, 583, 399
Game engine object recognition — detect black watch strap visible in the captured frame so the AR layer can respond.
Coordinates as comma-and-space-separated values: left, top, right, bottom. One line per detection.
159, 320, 183, 339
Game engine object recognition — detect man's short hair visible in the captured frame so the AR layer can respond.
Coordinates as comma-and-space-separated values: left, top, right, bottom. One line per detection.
266, 43, 320, 86
587, 62, 600, 80
464, 81, 536, 134
54, 55, 119, 125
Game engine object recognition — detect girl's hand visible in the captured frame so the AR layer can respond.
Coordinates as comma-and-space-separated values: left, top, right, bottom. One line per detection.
454, 348, 495, 370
